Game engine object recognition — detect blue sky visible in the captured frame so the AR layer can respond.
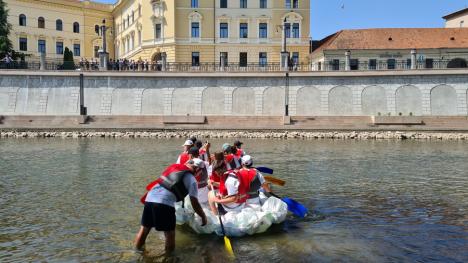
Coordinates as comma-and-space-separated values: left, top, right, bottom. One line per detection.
94, 0, 467, 39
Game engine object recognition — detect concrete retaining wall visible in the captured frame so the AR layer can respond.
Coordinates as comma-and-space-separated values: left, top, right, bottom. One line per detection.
1, 71, 468, 117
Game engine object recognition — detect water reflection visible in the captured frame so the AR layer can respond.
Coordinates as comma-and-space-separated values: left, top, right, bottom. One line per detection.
0, 139, 467, 262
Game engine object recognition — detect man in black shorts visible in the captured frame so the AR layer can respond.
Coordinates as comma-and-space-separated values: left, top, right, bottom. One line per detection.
134, 159, 207, 253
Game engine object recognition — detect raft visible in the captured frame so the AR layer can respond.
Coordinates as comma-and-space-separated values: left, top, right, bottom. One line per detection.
175, 193, 288, 237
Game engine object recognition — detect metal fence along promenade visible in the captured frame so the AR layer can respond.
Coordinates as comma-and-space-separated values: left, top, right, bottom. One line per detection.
0, 59, 466, 72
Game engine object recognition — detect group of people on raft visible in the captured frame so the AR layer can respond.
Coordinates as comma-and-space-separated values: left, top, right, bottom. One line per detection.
134, 137, 272, 253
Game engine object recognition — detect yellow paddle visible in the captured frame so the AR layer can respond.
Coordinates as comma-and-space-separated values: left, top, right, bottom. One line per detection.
216, 203, 234, 257
264, 176, 286, 186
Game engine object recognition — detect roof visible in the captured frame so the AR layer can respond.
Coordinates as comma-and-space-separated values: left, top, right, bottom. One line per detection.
443, 8, 468, 20
312, 28, 468, 55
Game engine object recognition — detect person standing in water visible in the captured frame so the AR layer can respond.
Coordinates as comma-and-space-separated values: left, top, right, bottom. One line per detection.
135, 159, 207, 253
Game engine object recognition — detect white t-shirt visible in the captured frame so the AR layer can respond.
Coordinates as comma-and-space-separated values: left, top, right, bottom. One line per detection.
222, 175, 244, 211
145, 172, 198, 207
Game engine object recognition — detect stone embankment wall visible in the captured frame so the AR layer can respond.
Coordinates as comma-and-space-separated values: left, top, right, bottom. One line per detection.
0, 71, 468, 117
1, 130, 468, 140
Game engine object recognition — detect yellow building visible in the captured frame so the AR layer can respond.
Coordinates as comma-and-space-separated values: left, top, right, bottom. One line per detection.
443, 8, 468, 28
5, 0, 114, 61
6, 0, 310, 65
113, 0, 310, 65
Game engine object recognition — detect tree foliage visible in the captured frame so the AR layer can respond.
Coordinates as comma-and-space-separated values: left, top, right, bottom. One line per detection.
0, 0, 13, 57
62, 47, 75, 70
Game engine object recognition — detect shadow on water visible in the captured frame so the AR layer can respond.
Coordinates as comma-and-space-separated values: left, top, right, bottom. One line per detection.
0, 138, 467, 262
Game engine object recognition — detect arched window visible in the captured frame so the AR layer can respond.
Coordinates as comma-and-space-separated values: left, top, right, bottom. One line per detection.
38, 17, 45, 29
56, 19, 63, 31
73, 22, 80, 33
19, 14, 26, 26
95, 25, 100, 35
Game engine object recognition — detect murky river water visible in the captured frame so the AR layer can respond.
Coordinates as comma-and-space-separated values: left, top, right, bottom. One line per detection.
0, 138, 467, 262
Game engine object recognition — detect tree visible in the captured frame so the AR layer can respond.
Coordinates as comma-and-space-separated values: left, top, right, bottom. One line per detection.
62, 47, 75, 70
0, 0, 13, 58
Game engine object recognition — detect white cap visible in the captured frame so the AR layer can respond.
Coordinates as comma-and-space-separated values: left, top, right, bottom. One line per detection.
192, 158, 205, 168
182, 140, 194, 146
241, 155, 253, 166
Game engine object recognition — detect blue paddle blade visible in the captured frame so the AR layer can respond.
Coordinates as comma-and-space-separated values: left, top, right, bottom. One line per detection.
282, 197, 308, 218
256, 167, 273, 174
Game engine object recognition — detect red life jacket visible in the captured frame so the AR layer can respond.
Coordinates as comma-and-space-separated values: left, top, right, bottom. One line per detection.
218, 171, 234, 197
210, 169, 222, 189
140, 164, 192, 204
237, 168, 262, 200
225, 154, 240, 170
194, 166, 208, 188
234, 148, 244, 158
218, 169, 254, 204
177, 152, 190, 165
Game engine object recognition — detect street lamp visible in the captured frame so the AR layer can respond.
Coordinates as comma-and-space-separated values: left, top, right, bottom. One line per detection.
277, 18, 290, 116
98, 19, 111, 71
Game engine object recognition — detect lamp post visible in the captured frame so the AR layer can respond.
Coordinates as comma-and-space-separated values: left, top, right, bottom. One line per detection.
278, 18, 290, 117
99, 19, 110, 71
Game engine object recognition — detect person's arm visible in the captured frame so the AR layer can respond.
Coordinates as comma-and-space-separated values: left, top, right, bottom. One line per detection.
257, 171, 271, 193
204, 142, 211, 164
215, 195, 238, 204
190, 196, 207, 226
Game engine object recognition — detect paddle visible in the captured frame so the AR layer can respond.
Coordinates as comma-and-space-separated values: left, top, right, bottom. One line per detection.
216, 203, 234, 257
256, 166, 273, 174
264, 176, 286, 186
270, 192, 308, 218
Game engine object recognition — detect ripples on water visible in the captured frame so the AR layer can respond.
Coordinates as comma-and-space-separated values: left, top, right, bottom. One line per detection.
0, 139, 467, 262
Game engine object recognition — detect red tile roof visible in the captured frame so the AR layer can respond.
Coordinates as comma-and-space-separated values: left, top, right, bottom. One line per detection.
312, 28, 468, 55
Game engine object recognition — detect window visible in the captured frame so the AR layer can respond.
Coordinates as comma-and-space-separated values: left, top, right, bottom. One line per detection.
260, 0, 267, 8
350, 59, 359, 70
425, 58, 434, 69
293, 0, 299, 8
191, 0, 198, 8
292, 23, 299, 38
56, 19, 63, 31
285, 0, 291, 8
259, 23, 268, 38
139, 4, 141, 17
73, 44, 80, 56
220, 23, 228, 38
284, 23, 291, 38
240, 0, 247, 8
461, 21, 465, 28
19, 37, 27, 51
155, 23, 162, 39
331, 59, 340, 71
191, 22, 200, 38
240, 23, 248, 38
38, 40, 46, 54
291, 52, 299, 65
387, 59, 396, 70
239, 52, 247, 67
56, 42, 63, 54
95, 25, 100, 35
19, 14, 26, 26
192, 52, 200, 66
220, 52, 228, 66
369, 59, 377, 70
259, 52, 267, 66
406, 59, 412, 69
132, 11, 134, 23
94, 46, 100, 58
73, 22, 79, 33
38, 17, 45, 29
220, 0, 227, 8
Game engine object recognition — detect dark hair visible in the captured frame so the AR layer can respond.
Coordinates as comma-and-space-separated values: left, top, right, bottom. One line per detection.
189, 136, 197, 144
229, 146, 237, 154
212, 160, 227, 174
188, 147, 199, 157
195, 140, 203, 148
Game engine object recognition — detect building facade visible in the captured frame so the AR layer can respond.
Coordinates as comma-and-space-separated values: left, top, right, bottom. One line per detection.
310, 28, 468, 71
113, 0, 310, 65
5, 0, 114, 61
5, 0, 310, 65
444, 8, 468, 28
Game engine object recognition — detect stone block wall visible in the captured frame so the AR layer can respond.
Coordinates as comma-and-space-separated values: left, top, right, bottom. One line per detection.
0, 72, 468, 116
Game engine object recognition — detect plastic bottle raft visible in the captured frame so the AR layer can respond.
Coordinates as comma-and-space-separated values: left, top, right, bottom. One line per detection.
175, 194, 288, 237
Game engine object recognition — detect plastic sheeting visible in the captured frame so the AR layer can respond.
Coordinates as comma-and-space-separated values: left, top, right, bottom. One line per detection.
175, 194, 288, 237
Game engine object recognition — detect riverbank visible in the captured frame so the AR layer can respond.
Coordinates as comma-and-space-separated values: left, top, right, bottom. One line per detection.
1, 130, 468, 140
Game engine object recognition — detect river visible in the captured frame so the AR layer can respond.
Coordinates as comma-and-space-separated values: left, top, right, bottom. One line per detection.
0, 138, 467, 262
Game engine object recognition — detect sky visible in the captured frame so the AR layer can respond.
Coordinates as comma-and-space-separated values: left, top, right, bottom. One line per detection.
94, 0, 467, 39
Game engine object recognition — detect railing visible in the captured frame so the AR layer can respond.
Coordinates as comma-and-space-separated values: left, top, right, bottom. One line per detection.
0, 59, 465, 72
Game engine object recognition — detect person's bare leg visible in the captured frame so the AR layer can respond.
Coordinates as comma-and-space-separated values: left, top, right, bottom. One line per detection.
208, 191, 218, 215
134, 226, 151, 250
164, 230, 176, 253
